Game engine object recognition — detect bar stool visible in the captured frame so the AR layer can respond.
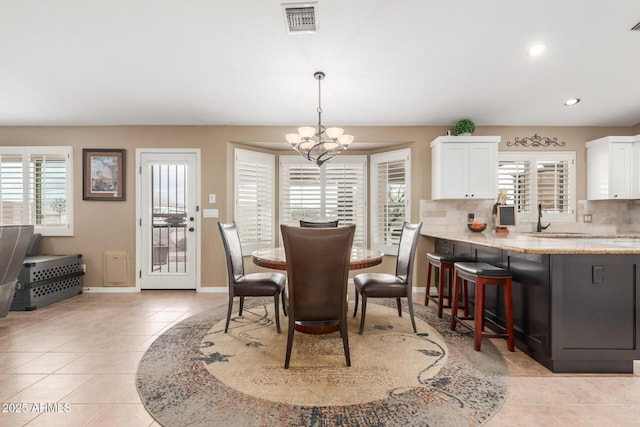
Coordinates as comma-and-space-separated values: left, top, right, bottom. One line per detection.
450, 262, 514, 352
425, 252, 468, 318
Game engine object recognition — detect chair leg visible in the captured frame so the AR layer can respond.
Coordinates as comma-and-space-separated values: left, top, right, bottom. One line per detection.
284, 317, 295, 369
396, 297, 402, 317
450, 272, 461, 331
281, 291, 288, 317
425, 263, 432, 305
437, 265, 446, 318
340, 320, 351, 367
504, 278, 515, 352
407, 293, 417, 333
358, 295, 368, 334
353, 289, 359, 317
273, 294, 281, 334
239, 296, 244, 316
224, 296, 234, 333
474, 280, 484, 351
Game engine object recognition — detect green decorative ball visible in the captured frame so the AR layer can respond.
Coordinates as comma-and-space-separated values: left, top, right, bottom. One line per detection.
454, 119, 475, 135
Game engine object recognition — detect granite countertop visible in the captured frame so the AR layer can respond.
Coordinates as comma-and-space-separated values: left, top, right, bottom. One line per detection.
421, 230, 640, 254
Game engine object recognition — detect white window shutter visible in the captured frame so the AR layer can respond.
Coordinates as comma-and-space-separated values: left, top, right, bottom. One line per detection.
0, 147, 73, 236
280, 155, 367, 247
234, 149, 275, 252
370, 149, 410, 255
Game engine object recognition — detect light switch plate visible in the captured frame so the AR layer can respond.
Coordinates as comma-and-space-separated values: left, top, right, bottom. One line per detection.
203, 209, 218, 218
208, 194, 216, 204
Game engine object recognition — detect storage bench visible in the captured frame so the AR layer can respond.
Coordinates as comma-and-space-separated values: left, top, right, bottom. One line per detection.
11, 254, 84, 311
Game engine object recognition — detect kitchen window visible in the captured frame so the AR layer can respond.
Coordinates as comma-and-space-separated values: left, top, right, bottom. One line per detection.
234, 149, 275, 252
370, 149, 410, 254
0, 146, 74, 236
279, 155, 367, 247
498, 151, 575, 223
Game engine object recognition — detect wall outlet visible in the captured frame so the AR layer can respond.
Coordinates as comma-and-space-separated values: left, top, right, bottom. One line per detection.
583, 214, 592, 223
467, 213, 475, 223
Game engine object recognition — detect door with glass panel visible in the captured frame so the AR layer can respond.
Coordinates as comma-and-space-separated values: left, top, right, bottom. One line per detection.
137, 150, 200, 290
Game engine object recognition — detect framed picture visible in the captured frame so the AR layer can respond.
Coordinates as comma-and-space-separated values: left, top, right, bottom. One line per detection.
82, 149, 126, 201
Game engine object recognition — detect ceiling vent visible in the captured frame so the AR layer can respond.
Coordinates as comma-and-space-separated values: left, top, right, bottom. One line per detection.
282, 2, 318, 34
631, 22, 640, 31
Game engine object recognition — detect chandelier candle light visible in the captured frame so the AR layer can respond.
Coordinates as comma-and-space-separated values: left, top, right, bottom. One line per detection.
286, 71, 354, 167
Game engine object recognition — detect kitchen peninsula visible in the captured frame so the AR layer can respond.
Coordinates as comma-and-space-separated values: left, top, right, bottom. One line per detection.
422, 230, 640, 373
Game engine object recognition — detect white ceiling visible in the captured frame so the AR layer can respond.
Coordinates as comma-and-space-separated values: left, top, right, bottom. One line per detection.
1, 0, 640, 129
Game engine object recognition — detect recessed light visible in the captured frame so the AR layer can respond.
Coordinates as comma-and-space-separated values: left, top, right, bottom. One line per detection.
564, 98, 580, 106
527, 43, 547, 57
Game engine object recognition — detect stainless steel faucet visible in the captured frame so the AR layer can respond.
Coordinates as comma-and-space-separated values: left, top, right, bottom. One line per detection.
537, 203, 550, 232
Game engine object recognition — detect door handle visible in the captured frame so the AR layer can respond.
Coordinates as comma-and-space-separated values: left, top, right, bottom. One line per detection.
188, 227, 195, 232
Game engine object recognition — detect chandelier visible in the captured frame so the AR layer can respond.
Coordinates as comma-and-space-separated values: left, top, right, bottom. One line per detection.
286, 71, 354, 167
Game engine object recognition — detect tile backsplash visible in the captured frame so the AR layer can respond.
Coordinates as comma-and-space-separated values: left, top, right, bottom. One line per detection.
420, 199, 640, 235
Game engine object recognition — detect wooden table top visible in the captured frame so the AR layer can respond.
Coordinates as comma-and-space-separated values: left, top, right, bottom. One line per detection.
251, 247, 384, 271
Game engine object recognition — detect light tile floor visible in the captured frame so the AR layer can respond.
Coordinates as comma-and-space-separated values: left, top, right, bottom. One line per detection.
0, 291, 638, 426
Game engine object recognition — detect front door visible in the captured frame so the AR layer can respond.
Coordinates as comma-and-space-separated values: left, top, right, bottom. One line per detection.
137, 149, 200, 290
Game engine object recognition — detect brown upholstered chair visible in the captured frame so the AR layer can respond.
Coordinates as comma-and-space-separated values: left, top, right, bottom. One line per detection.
218, 222, 287, 333
299, 219, 339, 228
353, 222, 422, 334
280, 224, 355, 369
0, 225, 34, 318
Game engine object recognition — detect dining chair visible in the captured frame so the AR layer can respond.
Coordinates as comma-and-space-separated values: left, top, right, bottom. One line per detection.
353, 222, 422, 334
280, 224, 355, 369
0, 225, 34, 318
299, 219, 339, 228
218, 221, 287, 333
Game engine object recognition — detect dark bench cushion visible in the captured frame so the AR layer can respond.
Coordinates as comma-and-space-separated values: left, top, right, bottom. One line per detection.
455, 262, 511, 278
427, 252, 467, 264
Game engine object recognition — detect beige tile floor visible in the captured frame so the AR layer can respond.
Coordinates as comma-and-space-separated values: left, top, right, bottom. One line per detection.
0, 290, 638, 427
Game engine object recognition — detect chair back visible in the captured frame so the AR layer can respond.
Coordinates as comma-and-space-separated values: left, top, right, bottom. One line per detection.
0, 225, 34, 318
217, 222, 245, 284
299, 219, 339, 228
281, 224, 355, 322
395, 222, 423, 285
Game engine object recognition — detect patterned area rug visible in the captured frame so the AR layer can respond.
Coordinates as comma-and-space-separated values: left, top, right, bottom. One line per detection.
136, 299, 508, 426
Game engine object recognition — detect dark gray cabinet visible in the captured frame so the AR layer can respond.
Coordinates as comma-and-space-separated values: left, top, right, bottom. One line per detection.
434, 238, 640, 373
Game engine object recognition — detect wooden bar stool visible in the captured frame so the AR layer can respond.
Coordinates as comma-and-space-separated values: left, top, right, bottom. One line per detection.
425, 252, 468, 318
450, 262, 514, 352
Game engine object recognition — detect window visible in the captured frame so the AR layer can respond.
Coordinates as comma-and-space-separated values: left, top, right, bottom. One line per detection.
498, 151, 575, 222
0, 146, 73, 236
234, 149, 275, 252
280, 155, 367, 247
371, 149, 410, 254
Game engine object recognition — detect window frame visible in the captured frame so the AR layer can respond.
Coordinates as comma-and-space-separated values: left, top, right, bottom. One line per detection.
370, 148, 411, 255
498, 151, 576, 223
0, 146, 74, 236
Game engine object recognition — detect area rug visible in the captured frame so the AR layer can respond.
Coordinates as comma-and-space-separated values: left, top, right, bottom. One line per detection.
136, 298, 508, 426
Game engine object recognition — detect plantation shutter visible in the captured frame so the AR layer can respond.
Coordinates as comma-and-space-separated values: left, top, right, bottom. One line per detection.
536, 159, 572, 214
280, 158, 322, 225
499, 152, 575, 222
0, 147, 73, 235
234, 149, 275, 252
370, 149, 410, 255
498, 160, 532, 215
280, 155, 367, 247
324, 159, 366, 247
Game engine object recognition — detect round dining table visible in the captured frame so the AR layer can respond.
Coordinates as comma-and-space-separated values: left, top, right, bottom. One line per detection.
251, 246, 384, 334
251, 246, 384, 271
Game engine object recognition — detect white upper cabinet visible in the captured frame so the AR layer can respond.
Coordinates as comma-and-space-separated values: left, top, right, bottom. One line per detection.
431, 135, 500, 200
586, 136, 638, 200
